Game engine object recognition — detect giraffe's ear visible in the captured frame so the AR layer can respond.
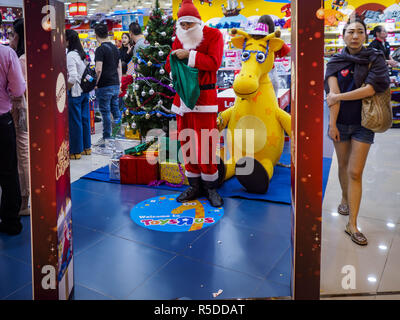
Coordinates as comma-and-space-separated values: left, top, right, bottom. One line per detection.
269, 38, 284, 53
231, 35, 246, 49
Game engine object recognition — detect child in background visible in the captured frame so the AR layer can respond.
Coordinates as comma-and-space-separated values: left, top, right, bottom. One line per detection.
119, 61, 133, 110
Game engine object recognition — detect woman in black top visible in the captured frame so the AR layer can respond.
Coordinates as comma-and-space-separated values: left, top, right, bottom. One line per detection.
119, 32, 133, 64
368, 25, 399, 68
325, 18, 390, 246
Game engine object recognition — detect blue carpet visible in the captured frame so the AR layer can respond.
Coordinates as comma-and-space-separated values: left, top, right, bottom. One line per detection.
81, 153, 332, 205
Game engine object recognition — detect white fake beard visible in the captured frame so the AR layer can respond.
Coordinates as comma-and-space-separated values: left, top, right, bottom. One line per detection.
176, 23, 204, 50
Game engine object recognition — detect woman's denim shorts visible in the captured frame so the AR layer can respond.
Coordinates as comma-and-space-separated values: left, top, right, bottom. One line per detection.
328, 123, 375, 144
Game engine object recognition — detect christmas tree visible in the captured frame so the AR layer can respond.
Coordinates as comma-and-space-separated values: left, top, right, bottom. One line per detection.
122, 0, 176, 137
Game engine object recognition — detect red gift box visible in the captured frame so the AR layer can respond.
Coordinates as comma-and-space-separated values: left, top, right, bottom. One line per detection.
120, 154, 159, 185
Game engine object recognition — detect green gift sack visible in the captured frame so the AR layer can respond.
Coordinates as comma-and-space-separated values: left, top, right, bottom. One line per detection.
170, 53, 200, 110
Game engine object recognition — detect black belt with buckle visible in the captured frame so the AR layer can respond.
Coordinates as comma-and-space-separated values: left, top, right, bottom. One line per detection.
199, 84, 216, 90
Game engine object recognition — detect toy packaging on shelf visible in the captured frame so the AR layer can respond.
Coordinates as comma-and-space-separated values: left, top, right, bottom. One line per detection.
217, 69, 237, 89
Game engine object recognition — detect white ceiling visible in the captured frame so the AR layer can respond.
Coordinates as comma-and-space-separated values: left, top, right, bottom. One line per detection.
62, 0, 172, 16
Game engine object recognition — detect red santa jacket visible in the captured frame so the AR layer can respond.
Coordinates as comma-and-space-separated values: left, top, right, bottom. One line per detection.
165, 25, 224, 116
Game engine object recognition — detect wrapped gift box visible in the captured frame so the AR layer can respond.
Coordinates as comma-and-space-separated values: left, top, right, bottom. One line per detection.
125, 127, 141, 140
160, 162, 188, 185
120, 154, 159, 185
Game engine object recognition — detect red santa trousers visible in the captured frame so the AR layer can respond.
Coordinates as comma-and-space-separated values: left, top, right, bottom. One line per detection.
176, 112, 219, 182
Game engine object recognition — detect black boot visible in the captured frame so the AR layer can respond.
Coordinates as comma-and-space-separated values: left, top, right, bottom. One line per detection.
176, 177, 202, 203
202, 180, 224, 208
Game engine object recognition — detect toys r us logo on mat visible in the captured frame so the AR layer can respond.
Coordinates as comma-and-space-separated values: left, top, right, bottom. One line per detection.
130, 194, 224, 232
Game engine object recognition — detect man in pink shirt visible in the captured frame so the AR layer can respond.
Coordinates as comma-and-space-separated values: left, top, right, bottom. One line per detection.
0, 44, 26, 235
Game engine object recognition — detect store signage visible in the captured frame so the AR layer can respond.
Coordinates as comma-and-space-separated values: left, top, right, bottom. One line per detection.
130, 195, 224, 232
386, 18, 395, 32
24, 0, 74, 300
68, 2, 87, 16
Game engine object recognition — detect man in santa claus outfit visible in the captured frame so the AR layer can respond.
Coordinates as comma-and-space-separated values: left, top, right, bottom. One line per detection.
165, 0, 224, 207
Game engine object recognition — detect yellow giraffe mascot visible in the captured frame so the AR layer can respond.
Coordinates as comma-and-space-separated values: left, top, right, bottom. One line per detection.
217, 28, 291, 194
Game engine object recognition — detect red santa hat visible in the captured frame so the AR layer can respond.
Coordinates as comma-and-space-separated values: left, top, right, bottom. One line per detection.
177, 0, 202, 24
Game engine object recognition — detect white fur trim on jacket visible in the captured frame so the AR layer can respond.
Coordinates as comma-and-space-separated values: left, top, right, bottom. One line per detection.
188, 50, 197, 68
177, 16, 202, 24
201, 171, 219, 182
185, 171, 201, 178
172, 99, 218, 116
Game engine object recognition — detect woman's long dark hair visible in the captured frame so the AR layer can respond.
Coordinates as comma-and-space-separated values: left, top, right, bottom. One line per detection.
122, 32, 130, 46
342, 17, 367, 36
342, 17, 368, 43
66, 29, 86, 61
13, 18, 25, 57
372, 25, 384, 38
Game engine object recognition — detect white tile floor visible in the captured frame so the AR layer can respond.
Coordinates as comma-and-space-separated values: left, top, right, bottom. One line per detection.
321, 129, 400, 300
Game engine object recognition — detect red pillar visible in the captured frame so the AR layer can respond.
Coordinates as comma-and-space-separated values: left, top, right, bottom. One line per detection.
290, 0, 325, 300
24, 0, 73, 299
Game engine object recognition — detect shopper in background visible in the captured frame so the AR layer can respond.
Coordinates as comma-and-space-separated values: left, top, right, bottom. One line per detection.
325, 18, 390, 246
369, 25, 399, 68
250, 15, 291, 95
119, 32, 133, 64
93, 23, 122, 145
119, 61, 133, 109
129, 22, 149, 58
8, 18, 29, 216
0, 36, 26, 235
66, 29, 91, 160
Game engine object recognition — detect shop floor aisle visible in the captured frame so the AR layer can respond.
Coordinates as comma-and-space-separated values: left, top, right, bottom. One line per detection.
0, 179, 292, 300
321, 128, 400, 297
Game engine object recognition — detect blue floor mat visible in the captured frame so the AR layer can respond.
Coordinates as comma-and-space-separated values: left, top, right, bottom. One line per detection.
81, 153, 332, 205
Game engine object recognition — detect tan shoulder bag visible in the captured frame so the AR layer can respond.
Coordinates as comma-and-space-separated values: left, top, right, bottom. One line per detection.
361, 63, 393, 133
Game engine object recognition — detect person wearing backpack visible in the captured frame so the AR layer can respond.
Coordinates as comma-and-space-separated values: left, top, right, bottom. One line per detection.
66, 29, 91, 160
93, 23, 122, 145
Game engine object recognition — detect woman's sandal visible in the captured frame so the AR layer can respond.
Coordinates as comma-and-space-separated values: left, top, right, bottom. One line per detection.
70, 153, 81, 160
81, 149, 92, 155
338, 204, 349, 216
345, 224, 368, 246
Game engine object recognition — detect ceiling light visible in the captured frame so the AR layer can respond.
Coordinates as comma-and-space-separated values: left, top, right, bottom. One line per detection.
367, 276, 377, 283
387, 222, 396, 228
331, 212, 339, 217
378, 245, 387, 250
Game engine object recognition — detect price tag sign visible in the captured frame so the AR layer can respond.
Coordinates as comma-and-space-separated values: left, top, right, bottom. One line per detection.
386, 19, 395, 32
